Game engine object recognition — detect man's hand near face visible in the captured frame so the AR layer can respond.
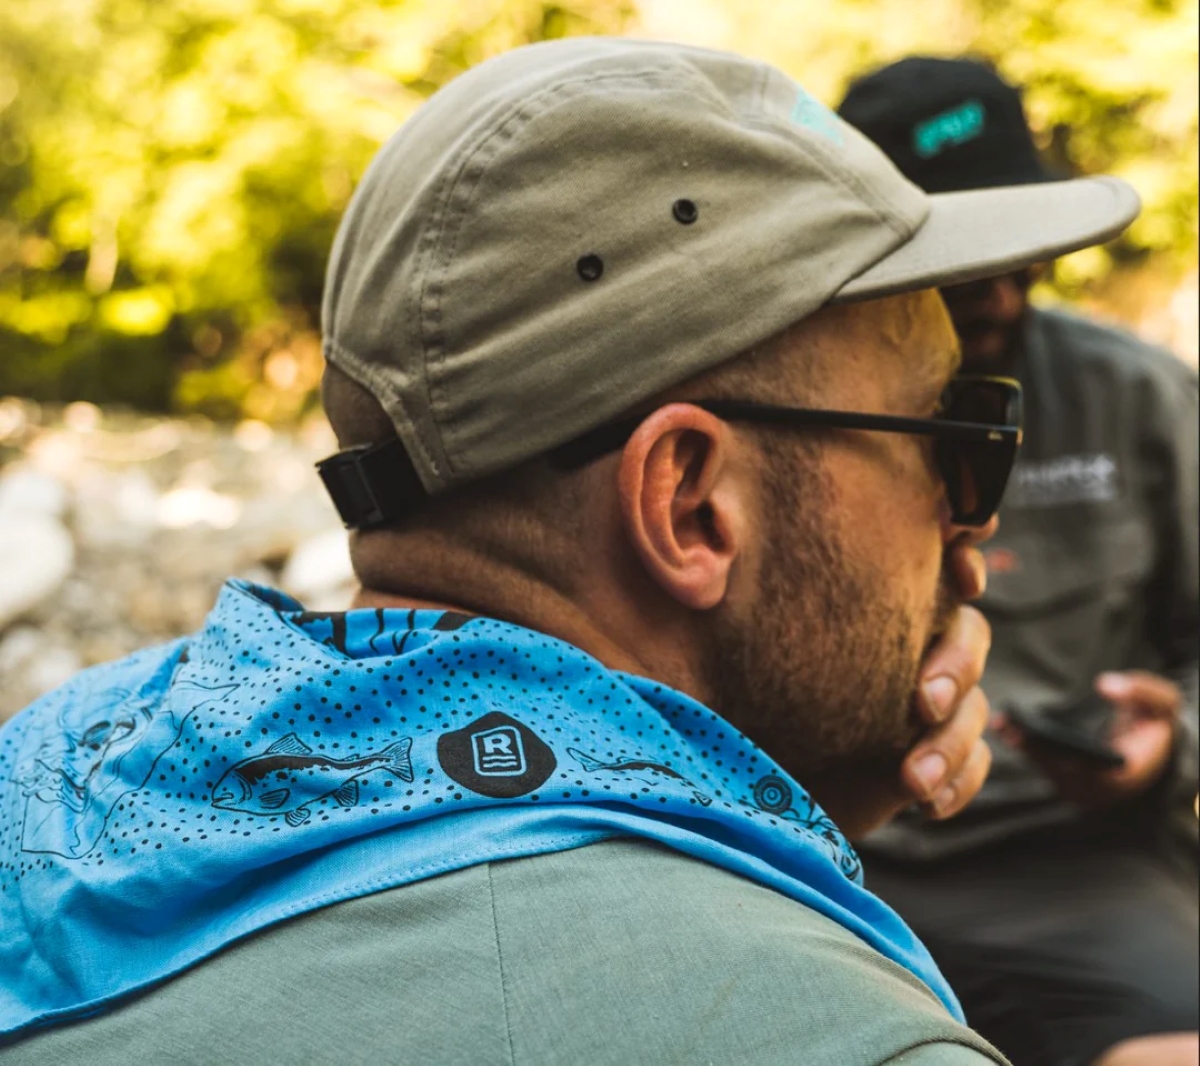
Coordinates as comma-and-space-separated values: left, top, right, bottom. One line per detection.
899, 535, 994, 821
992, 670, 1183, 810
830, 530, 997, 841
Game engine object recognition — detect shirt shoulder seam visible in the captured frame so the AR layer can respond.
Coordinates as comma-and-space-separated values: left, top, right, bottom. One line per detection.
487, 862, 518, 1066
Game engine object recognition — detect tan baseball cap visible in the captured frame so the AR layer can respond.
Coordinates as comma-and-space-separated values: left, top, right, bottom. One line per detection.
320, 36, 1138, 519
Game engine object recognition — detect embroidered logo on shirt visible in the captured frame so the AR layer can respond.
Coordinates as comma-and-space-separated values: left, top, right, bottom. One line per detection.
437, 711, 555, 798
1005, 453, 1119, 507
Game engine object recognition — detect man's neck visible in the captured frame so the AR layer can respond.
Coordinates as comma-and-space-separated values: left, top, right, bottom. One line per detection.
350, 582, 694, 697
347, 527, 717, 715
350, 589, 472, 614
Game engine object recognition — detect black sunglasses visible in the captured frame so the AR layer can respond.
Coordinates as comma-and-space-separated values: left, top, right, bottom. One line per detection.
551, 376, 1023, 527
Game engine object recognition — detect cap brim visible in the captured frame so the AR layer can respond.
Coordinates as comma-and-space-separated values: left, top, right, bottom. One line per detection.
831, 177, 1140, 302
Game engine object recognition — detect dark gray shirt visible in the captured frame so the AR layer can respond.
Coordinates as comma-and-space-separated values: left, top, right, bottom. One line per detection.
868, 305, 1199, 861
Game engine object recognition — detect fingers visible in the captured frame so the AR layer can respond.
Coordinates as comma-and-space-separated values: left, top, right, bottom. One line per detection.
903, 552, 996, 823
1095, 671, 1183, 720
917, 604, 991, 725
1000, 713, 1175, 808
903, 684, 991, 815
1108, 717, 1176, 789
925, 737, 992, 820
946, 540, 988, 601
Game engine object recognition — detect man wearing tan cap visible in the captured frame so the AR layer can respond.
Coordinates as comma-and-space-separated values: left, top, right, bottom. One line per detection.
1, 38, 1138, 1064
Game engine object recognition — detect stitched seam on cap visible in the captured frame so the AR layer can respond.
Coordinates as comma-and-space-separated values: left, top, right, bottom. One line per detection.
419, 65, 723, 476
746, 58, 915, 235
744, 113, 919, 238
408, 140, 459, 480
751, 58, 772, 114
327, 131, 449, 482
322, 335, 441, 486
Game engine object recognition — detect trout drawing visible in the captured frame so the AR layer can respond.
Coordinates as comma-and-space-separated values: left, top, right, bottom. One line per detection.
567, 747, 712, 806
211, 733, 414, 827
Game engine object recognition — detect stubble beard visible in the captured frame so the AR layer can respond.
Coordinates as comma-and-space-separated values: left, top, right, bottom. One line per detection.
702, 453, 953, 792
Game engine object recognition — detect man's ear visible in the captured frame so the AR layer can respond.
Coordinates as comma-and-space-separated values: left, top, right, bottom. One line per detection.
616, 403, 751, 610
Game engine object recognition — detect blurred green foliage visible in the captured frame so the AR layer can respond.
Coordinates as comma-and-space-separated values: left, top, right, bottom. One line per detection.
0, 0, 635, 415
0, 0, 1195, 414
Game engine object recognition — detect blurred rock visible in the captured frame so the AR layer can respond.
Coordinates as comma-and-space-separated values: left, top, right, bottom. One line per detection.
299, 584, 356, 613
72, 468, 160, 549
0, 398, 33, 445
0, 466, 68, 518
0, 513, 75, 629
233, 419, 274, 452
235, 564, 280, 589
281, 528, 354, 607
80, 634, 137, 669
0, 626, 40, 675
157, 485, 242, 530
62, 401, 102, 433
0, 407, 346, 722
0, 627, 83, 711
25, 645, 85, 696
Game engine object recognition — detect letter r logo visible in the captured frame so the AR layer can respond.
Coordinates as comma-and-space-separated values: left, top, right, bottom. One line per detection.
438, 711, 556, 798
480, 734, 512, 756
471, 726, 527, 776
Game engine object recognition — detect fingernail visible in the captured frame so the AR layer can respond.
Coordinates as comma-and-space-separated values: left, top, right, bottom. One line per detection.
1097, 672, 1129, 696
932, 784, 957, 816
921, 677, 958, 722
913, 752, 948, 797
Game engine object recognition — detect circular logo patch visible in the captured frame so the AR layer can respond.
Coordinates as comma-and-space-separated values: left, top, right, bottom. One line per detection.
436, 711, 556, 799
752, 774, 793, 815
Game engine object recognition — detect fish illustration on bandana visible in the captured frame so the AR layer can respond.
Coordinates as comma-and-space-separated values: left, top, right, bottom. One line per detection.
747, 774, 861, 881
16, 668, 238, 860
568, 747, 712, 806
211, 733, 414, 827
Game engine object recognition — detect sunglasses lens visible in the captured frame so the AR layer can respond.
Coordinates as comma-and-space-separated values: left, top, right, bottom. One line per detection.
937, 378, 1022, 525
936, 440, 970, 521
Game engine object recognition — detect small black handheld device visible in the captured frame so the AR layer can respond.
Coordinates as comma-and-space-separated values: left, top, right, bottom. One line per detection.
1004, 695, 1126, 769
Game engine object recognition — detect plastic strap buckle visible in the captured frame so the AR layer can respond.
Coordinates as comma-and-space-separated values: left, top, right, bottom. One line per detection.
315, 439, 424, 530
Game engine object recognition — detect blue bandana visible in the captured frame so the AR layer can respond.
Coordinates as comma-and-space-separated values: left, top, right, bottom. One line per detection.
0, 580, 962, 1035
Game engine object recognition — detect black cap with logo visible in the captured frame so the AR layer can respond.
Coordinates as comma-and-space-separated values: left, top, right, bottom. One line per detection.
836, 56, 1057, 194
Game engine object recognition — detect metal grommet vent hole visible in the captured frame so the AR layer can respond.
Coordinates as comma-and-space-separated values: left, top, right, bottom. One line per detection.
672, 198, 699, 224
576, 254, 604, 281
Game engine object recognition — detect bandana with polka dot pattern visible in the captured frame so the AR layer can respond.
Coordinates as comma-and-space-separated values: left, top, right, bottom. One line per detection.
0, 579, 962, 1034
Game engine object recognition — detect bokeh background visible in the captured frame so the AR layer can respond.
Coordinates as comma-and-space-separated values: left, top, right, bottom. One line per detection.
1, 0, 1197, 719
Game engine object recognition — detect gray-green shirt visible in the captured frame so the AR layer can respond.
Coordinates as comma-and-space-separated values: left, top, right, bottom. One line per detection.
2, 840, 1006, 1065
867, 305, 1199, 861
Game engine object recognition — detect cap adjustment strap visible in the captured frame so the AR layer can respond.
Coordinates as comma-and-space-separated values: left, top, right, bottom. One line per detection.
316, 439, 426, 530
